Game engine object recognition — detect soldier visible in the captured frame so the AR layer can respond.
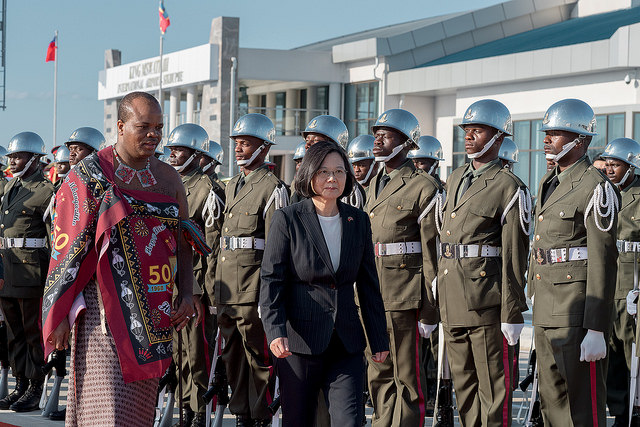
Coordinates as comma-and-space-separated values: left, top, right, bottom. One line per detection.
0, 145, 8, 195
598, 138, 640, 426
365, 109, 442, 427
215, 113, 289, 427
293, 141, 306, 173
593, 154, 607, 174
0, 132, 54, 412
166, 123, 218, 427
438, 99, 530, 426
65, 127, 104, 167
528, 99, 619, 426
199, 139, 225, 188
347, 135, 377, 188
52, 146, 71, 191
498, 137, 519, 171
408, 136, 444, 179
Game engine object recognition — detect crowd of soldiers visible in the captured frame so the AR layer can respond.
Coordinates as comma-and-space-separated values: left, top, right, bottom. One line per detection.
0, 94, 637, 427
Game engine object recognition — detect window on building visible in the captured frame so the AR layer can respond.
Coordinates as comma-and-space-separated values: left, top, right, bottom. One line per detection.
238, 87, 248, 117
274, 92, 286, 135
450, 112, 624, 195
344, 81, 379, 139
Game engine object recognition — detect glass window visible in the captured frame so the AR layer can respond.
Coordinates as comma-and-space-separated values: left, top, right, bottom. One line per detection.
274, 92, 286, 136
344, 81, 379, 138
633, 113, 640, 141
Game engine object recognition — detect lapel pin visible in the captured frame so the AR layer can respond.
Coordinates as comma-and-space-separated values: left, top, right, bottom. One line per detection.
347, 216, 353, 222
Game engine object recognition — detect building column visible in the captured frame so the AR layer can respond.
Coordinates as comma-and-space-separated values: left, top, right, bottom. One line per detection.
283, 153, 295, 185
285, 89, 299, 136
169, 88, 180, 132
328, 83, 341, 117
186, 86, 197, 124
248, 94, 260, 114
266, 92, 276, 124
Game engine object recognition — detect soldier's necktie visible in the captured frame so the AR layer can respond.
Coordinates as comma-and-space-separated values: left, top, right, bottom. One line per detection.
456, 173, 473, 203
542, 176, 559, 206
7, 179, 21, 202
235, 176, 245, 197
377, 174, 390, 199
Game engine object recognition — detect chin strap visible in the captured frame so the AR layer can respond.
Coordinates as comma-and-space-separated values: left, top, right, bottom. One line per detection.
617, 166, 635, 188
357, 162, 377, 186
467, 131, 502, 159
546, 135, 584, 162
173, 153, 197, 173
237, 144, 265, 167
375, 142, 411, 163
427, 161, 439, 176
12, 155, 36, 178
202, 162, 214, 173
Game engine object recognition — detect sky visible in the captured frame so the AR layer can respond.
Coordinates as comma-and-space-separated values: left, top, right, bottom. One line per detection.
0, 0, 502, 155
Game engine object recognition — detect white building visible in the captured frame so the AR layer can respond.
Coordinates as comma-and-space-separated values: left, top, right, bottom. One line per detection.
99, 0, 640, 192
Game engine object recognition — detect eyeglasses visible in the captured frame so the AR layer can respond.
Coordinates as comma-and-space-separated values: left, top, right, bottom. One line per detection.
315, 168, 347, 180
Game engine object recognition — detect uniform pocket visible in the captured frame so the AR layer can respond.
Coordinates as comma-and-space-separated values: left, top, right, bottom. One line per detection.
461, 204, 498, 234
547, 205, 577, 238
237, 204, 261, 232
551, 267, 586, 316
382, 197, 415, 231
462, 257, 501, 311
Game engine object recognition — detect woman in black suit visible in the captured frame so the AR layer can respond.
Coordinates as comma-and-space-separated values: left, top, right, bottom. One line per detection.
260, 141, 389, 427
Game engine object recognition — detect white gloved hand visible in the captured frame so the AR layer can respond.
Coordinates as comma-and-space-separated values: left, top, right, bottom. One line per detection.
431, 277, 437, 300
501, 323, 525, 346
580, 329, 607, 362
531, 294, 535, 307
209, 305, 217, 315
627, 289, 639, 316
418, 322, 438, 339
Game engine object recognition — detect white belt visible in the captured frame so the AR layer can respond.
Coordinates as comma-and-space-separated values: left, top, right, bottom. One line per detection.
220, 236, 265, 251
534, 246, 588, 265
0, 237, 47, 249
440, 243, 501, 259
374, 241, 422, 257
617, 240, 640, 253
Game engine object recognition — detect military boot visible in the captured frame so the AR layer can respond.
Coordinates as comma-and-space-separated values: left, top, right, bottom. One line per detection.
10, 377, 43, 412
0, 375, 28, 409
172, 406, 194, 427
235, 415, 254, 427
191, 411, 206, 427
254, 419, 271, 427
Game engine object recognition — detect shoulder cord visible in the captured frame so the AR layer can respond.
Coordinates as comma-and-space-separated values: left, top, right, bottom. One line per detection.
44, 193, 56, 221
263, 185, 290, 219
418, 189, 446, 234
585, 181, 618, 232
501, 187, 532, 235
202, 189, 225, 228
341, 184, 364, 209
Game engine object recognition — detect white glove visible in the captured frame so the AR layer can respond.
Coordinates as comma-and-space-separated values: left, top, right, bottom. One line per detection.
431, 277, 437, 300
580, 329, 607, 362
208, 305, 217, 315
531, 294, 535, 307
627, 289, 639, 316
418, 322, 437, 339
501, 323, 524, 346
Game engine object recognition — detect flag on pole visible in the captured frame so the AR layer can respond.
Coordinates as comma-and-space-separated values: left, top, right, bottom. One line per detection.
45, 35, 57, 62
159, 1, 170, 34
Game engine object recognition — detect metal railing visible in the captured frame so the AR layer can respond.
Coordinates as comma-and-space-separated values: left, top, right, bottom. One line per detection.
247, 106, 329, 136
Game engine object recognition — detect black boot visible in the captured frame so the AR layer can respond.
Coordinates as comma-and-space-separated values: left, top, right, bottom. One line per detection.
191, 411, 206, 427
254, 419, 271, 427
172, 407, 195, 427
236, 415, 254, 427
10, 378, 43, 412
0, 375, 28, 409
49, 407, 66, 421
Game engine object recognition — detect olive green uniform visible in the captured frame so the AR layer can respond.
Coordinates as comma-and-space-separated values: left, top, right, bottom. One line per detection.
438, 160, 529, 427
173, 168, 217, 413
0, 171, 54, 380
365, 159, 440, 427
214, 164, 288, 421
607, 176, 640, 420
529, 156, 619, 426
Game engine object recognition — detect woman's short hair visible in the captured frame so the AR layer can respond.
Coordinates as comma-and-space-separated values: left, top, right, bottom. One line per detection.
294, 141, 355, 199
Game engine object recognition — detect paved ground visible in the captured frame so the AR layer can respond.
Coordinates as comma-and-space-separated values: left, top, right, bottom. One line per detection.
0, 312, 617, 426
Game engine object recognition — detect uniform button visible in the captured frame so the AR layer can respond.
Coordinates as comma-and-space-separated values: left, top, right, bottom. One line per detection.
535, 235, 540, 241
245, 212, 249, 215
369, 213, 375, 218
3, 210, 7, 215
480, 271, 486, 277
451, 212, 456, 219
21, 210, 25, 215
633, 216, 636, 220
446, 230, 451, 236
221, 256, 226, 262
22, 260, 27, 264
0, 224, 4, 229
224, 227, 228, 232
559, 211, 565, 218
538, 215, 543, 222
399, 263, 406, 268
229, 213, 233, 218
566, 274, 572, 280
536, 274, 541, 280
397, 205, 402, 210
443, 269, 448, 275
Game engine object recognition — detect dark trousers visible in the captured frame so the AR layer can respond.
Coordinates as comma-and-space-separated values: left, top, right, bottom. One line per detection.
0, 297, 44, 379
277, 332, 364, 427
607, 299, 634, 419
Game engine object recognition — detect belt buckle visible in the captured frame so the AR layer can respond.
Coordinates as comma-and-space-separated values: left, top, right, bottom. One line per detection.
442, 243, 453, 259
375, 242, 385, 257
221, 236, 230, 251
535, 248, 546, 265
229, 237, 238, 251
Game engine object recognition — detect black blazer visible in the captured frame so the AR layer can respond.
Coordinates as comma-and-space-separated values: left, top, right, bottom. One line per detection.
260, 198, 388, 355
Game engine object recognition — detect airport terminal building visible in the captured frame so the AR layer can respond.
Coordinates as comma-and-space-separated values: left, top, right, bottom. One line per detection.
99, 0, 640, 192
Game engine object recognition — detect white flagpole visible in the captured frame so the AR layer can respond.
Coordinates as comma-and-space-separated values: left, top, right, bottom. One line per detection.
53, 30, 58, 149
158, 34, 163, 112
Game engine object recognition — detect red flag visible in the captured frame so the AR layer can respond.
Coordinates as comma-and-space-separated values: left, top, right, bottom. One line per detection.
159, 1, 170, 35
45, 35, 57, 62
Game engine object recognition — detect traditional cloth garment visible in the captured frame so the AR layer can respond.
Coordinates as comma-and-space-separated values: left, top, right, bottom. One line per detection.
42, 147, 181, 424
